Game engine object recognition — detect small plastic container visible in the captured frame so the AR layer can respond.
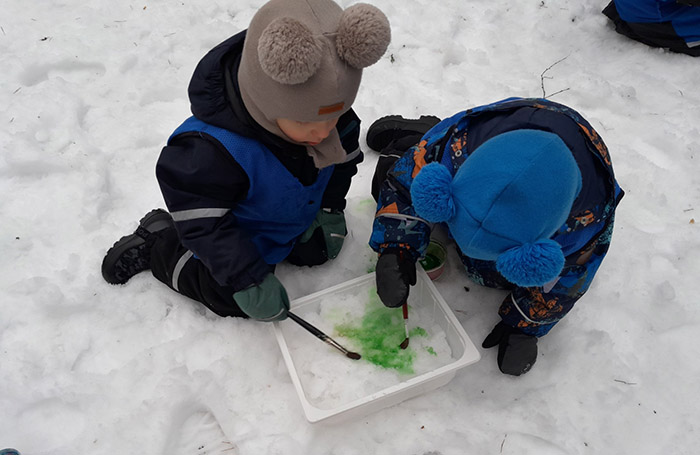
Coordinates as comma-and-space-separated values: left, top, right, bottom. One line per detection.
419, 240, 447, 281
273, 269, 480, 424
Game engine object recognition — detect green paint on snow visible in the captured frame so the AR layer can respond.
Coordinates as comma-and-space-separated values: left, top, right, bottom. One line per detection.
357, 198, 376, 208
335, 287, 427, 375
409, 326, 427, 337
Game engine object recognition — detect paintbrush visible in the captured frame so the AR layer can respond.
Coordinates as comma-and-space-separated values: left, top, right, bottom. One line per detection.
287, 311, 361, 360
399, 303, 410, 349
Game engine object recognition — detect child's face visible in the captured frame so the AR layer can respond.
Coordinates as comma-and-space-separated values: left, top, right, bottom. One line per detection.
276, 117, 339, 146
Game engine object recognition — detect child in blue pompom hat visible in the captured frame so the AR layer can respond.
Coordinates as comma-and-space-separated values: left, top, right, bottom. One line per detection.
367, 98, 624, 376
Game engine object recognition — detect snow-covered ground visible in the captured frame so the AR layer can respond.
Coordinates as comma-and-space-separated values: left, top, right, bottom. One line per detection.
1, 1, 699, 454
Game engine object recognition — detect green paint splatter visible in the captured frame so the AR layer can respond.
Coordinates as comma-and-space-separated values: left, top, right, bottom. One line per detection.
335, 288, 419, 374
358, 198, 376, 208
409, 327, 427, 337
367, 251, 378, 273
426, 346, 437, 356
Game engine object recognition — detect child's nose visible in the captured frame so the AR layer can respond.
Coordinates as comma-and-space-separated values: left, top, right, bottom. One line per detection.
313, 122, 335, 139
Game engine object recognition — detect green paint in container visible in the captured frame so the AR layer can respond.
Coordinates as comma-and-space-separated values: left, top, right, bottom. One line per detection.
419, 253, 442, 271
335, 287, 430, 375
419, 240, 447, 280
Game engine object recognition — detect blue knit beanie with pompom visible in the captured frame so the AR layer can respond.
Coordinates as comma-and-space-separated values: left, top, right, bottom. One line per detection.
410, 129, 582, 287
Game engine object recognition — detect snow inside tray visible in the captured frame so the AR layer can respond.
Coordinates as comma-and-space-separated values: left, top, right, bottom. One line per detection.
274, 270, 480, 424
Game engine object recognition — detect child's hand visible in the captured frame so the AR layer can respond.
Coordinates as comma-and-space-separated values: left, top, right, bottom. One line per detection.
482, 321, 538, 376
233, 274, 289, 322
287, 209, 347, 266
303, 208, 347, 259
375, 249, 416, 308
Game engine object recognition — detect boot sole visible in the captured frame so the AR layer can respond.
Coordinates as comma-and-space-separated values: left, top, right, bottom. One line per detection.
101, 233, 146, 284
366, 115, 441, 152
101, 209, 174, 284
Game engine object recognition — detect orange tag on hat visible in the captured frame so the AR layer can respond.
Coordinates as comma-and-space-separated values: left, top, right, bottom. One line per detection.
318, 102, 344, 115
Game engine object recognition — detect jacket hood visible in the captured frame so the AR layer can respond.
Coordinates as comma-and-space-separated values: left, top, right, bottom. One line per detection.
187, 32, 247, 132
187, 31, 306, 156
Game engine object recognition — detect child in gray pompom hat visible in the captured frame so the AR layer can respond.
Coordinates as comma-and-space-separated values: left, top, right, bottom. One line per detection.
101, 0, 391, 323
240, 0, 391, 168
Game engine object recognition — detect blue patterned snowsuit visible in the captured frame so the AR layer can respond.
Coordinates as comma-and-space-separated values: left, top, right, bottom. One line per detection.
370, 98, 624, 336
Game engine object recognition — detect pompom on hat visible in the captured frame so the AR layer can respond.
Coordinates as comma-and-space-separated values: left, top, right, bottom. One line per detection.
238, 0, 390, 168
411, 130, 583, 287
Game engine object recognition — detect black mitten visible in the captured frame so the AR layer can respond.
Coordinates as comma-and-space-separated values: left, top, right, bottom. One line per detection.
375, 249, 416, 308
286, 227, 328, 266
482, 321, 538, 376
286, 209, 347, 267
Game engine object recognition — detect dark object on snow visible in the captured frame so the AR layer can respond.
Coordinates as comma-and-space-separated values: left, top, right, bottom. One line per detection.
366, 115, 441, 152
603, 1, 700, 56
101, 209, 174, 285
375, 249, 416, 308
367, 115, 440, 202
482, 321, 538, 376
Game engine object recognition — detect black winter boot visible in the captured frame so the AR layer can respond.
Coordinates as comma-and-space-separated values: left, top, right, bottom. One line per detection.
101, 209, 174, 285
366, 115, 441, 152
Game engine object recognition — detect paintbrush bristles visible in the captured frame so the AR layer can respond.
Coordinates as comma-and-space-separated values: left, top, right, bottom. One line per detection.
346, 352, 361, 360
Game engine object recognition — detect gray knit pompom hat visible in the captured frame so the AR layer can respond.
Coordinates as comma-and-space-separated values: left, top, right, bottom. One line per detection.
238, 0, 390, 167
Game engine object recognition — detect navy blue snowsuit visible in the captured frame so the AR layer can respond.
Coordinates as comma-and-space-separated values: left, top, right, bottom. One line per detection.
149, 32, 363, 317
604, 0, 700, 56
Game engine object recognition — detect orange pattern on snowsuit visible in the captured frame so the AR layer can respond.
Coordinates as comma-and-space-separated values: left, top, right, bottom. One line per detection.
523, 289, 563, 323
376, 202, 399, 216
575, 210, 595, 226
411, 140, 428, 178
451, 133, 468, 155
578, 123, 612, 166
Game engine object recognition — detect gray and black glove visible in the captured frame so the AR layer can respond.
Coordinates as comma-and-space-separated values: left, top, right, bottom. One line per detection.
287, 209, 347, 266
482, 321, 538, 376
375, 249, 417, 308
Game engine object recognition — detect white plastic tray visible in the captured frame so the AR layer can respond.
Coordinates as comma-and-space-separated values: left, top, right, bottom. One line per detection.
273, 269, 480, 424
